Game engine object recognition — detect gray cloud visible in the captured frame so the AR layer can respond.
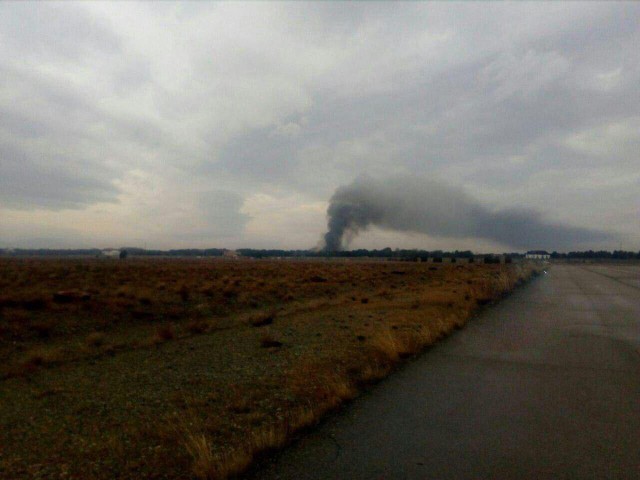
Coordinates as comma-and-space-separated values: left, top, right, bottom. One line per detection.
0, 2, 638, 249
196, 190, 249, 239
0, 3, 121, 62
0, 143, 118, 209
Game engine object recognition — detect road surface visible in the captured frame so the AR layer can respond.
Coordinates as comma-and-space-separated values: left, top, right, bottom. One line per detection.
246, 264, 640, 479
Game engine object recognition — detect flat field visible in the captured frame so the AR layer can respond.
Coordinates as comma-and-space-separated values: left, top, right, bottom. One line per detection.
0, 258, 538, 479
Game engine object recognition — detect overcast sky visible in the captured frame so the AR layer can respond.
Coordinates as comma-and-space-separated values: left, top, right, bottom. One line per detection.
1, 2, 638, 251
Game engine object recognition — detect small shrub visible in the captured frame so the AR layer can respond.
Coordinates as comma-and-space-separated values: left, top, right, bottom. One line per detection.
260, 333, 283, 348
154, 323, 176, 342
85, 332, 106, 347
139, 297, 152, 306
22, 297, 48, 311
357, 363, 391, 384
33, 386, 65, 399
368, 330, 401, 364
183, 432, 216, 480
187, 320, 207, 334
228, 395, 252, 414
52, 290, 91, 303
178, 285, 190, 302
131, 310, 154, 320
250, 312, 275, 327
222, 288, 237, 300
0, 298, 18, 309
250, 423, 287, 454
21, 347, 63, 373
202, 287, 215, 298
30, 321, 54, 338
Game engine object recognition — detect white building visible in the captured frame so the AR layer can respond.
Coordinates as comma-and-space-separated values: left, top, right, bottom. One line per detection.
525, 250, 550, 260
101, 249, 121, 258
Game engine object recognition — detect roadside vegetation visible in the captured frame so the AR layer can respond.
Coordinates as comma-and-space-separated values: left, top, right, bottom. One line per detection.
0, 258, 539, 479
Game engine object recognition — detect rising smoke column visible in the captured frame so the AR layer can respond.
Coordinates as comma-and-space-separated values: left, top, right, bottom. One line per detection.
322, 176, 612, 251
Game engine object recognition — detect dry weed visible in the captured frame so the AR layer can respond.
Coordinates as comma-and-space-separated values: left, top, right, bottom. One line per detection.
186, 320, 208, 334
152, 323, 176, 343
184, 433, 216, 480
259, 331, 283, 348
85, 331, 106, 347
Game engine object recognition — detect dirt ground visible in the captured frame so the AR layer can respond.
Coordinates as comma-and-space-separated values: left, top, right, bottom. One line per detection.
0, 258, 538, 479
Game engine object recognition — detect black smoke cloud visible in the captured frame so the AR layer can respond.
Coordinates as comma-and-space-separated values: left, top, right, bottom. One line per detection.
322, 176, 613, 251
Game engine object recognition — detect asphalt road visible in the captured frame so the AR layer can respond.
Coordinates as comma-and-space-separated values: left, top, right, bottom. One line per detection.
246, 264, 640, 480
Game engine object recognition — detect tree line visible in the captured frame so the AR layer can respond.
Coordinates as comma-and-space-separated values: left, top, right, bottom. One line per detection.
1, 248, 638, 260
550, 250, 640, 259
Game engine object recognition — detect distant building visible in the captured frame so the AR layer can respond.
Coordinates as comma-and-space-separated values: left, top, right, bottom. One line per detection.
223, 249, 239, 259
525, 250, 550, 260
100, 249, 121, 258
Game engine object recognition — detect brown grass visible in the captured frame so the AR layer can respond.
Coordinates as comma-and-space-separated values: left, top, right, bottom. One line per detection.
187, 320, 208, 334
249, 311, 275, 327
259, 331, 283, 348
184, 433, 218, 480
181, 263, 539, 479
0, 257, 540, 479
153, 323, 177, 343
15, 347, 65, 376
85, 331, 106, 347
181, 404, 328, 480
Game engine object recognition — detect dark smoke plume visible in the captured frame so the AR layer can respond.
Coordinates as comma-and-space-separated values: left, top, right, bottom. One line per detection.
322, 176, 613, 251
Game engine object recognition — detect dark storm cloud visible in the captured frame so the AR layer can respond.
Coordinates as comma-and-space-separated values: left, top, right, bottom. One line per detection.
323, 176, 613, 251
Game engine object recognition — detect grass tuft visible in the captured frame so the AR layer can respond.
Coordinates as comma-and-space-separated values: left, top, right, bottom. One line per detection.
184, 432, 216, 480
259, 332, 283, 348
250, 311, 275, 327
153, 323, 176, 343
186, 320, 208, 334
85, 332, 106, 347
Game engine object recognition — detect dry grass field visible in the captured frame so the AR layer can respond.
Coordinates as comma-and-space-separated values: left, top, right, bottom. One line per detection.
0, 257, 539, 479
